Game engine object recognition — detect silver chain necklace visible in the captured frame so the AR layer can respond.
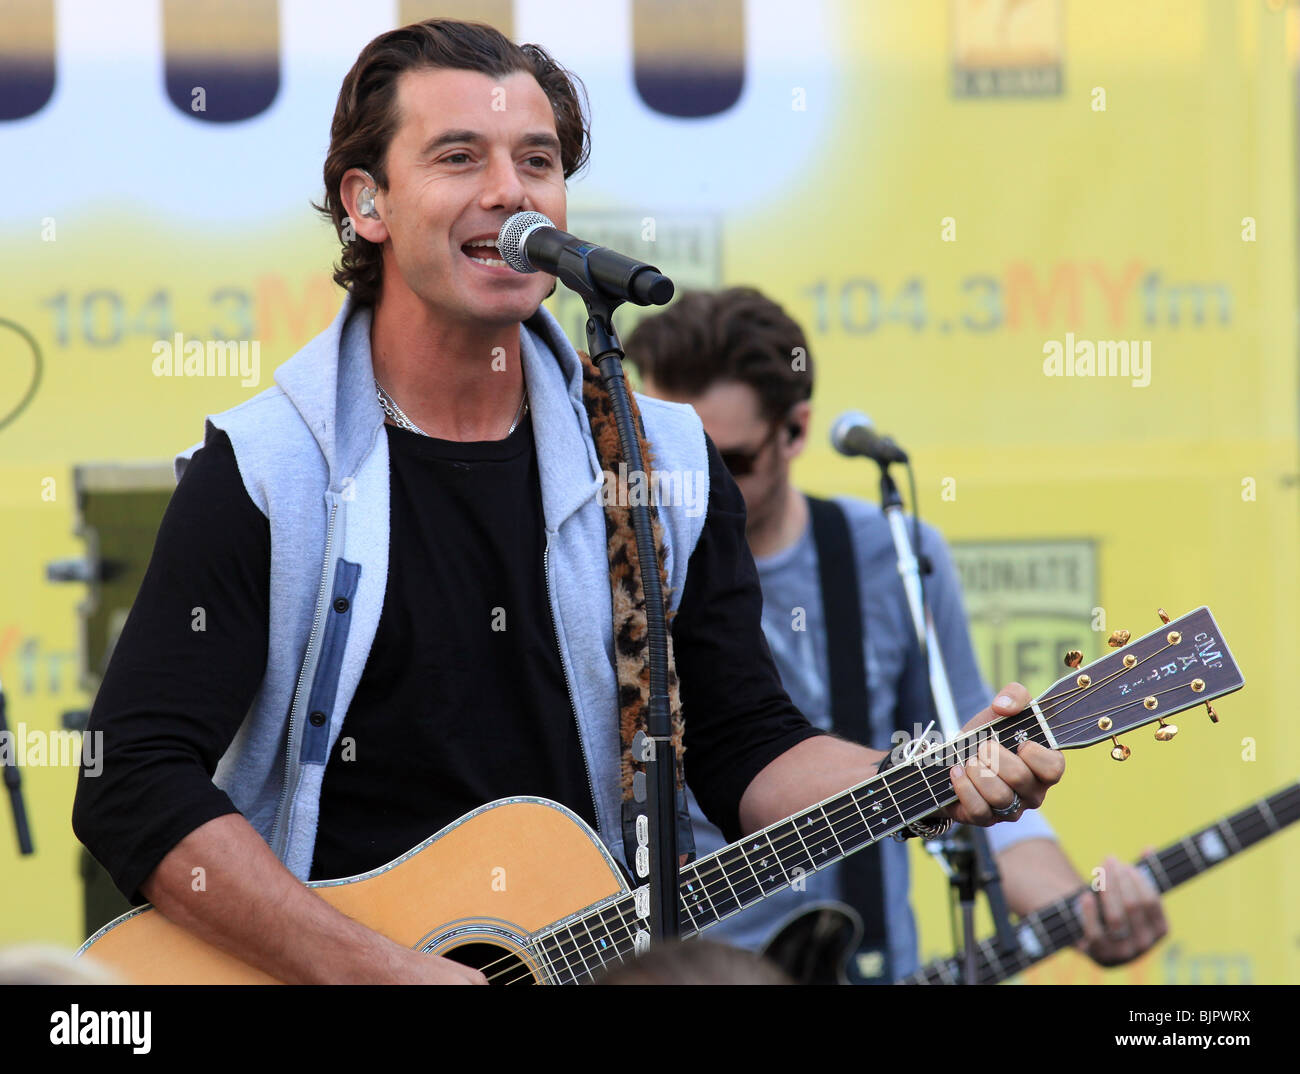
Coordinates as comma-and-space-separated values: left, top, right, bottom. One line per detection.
374, 378, 528, 439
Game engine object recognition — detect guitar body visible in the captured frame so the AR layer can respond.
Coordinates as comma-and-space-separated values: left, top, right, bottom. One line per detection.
77, 798, 628, 984
761, 902, 861, 986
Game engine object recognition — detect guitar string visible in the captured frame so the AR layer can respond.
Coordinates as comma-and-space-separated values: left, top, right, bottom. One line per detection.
675, 681, 1224, 940
504, 690, 1201, 985
511, 710, 1048, 982
910, 795, 1300, 984
481, 633, 1225, 981
488, 688, 1204, 983
656, 682, 1208, 928
482, 676, 1232, 984
514, 707, 1061, 982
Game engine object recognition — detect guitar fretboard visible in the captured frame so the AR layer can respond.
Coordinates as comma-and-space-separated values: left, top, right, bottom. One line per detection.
527, 711, 1046, 984
901, 782, 1300, 986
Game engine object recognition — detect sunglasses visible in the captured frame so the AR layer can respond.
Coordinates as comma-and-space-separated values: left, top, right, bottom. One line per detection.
719, 422, 786, 477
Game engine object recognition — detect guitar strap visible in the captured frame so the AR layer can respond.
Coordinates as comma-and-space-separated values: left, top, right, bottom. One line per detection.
806, 495, 892, 985
576, 351, 694, 875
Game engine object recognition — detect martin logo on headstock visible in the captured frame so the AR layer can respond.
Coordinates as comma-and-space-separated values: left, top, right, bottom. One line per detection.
1032, 607, 1241, 759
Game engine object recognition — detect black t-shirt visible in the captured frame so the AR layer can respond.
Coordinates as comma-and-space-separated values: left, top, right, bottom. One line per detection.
73, 414, 822, 904
312, 413, 594, 880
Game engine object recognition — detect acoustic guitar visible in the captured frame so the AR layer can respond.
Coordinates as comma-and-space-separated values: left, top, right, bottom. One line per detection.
77, 606, 1242, 984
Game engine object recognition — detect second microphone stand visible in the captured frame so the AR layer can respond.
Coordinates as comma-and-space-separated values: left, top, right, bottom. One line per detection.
876, 461, 1015, 984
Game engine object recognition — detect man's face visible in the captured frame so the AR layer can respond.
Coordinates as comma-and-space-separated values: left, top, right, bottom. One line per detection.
375, 67, 567, 325
641, 378, 800, 533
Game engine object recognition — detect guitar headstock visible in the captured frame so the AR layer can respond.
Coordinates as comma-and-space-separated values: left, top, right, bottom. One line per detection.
1034, 607, 1243, 756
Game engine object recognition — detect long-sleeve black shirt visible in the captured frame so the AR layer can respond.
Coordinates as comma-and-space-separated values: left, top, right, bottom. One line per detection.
73, 417, 822, 903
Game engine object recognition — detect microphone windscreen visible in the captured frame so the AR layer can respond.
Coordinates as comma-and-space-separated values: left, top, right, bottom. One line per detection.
497, 211, 554, 272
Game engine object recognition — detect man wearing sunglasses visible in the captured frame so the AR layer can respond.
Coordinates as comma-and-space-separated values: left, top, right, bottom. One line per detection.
627, 287, 1168, 983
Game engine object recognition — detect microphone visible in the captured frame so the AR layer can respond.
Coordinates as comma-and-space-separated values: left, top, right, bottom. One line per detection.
496, 211, 675, 307
830, 411, 909, 465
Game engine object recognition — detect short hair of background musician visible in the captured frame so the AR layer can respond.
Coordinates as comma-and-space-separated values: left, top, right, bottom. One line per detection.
314, 18, 592, 306
625, 287, 815, 425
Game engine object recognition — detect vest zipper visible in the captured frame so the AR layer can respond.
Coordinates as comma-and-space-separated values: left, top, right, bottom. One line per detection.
270, 497, 340, 861
543, 536, 600, 840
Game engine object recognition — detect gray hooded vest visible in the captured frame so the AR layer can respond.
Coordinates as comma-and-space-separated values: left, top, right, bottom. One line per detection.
175, 295, 709, 878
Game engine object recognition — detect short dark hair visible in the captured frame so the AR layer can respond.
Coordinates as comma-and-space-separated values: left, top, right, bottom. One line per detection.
624, 287, 814, 423
315, 19, 591, 306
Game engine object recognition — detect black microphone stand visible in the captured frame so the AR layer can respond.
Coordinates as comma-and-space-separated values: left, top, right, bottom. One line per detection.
0, 676, 35, 855
547, 245, 679, 943
875, 462, 1015, 983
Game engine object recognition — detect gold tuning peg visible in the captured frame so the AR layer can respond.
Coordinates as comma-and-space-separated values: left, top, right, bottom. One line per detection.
1108, 630, 1131, 648
1205, 702, 1219, 724
1110, 737, 1131, 761
1157, 608, 1171, 624
1154, 718, 1178, 742
1063, 649, 1083, 668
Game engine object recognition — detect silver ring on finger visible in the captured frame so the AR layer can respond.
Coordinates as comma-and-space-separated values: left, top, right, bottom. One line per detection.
990, 791, 1022, 818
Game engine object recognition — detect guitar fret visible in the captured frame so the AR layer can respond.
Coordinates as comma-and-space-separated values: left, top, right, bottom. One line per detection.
1217, 818, 1243, 855
1000, 930, 1035, 978
1164, 842, 1198, 887
1145, 852, 1173, 892
847, 788, 878, 841
732, 843, 766, 907
827, 794, 871, 854
530, 937, 561, 985
763, 832, 792, 888
584, 920, 613, 975
820, 805, 847, 856
1029, 912, 1056, 953
775, 819, 816, 875
709, 851, 744, 919
593, 912, 624, 967
791, 815, 819, 865
878, 772, 909, 828
937, 958, 959, 985
545, 928, 579, 984
977, 937, 1005, 984
1181, 835, 1207, 874
727, 845, 765, 906
1257, 798, 1280, 833
1270, 786, 1300, 827
855, 782, 894, 840
682, 861, 718, 926
678, 874, 702, 934
701, 859, 741, 920
608, 897, 639, 954
566, 923, 595, 981
912, 757, 946, 813
802, 808, 839, 866
586, 923, 610, 972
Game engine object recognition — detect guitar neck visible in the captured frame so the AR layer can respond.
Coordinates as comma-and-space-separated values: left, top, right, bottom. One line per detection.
532, 713, 1044, 983
902, 781, 1300, 986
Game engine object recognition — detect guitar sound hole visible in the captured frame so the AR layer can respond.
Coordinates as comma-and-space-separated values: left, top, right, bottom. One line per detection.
443, 941, 537, 986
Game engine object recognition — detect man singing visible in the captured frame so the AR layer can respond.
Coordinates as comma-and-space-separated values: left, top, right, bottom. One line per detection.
73, 19, 1063, 984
